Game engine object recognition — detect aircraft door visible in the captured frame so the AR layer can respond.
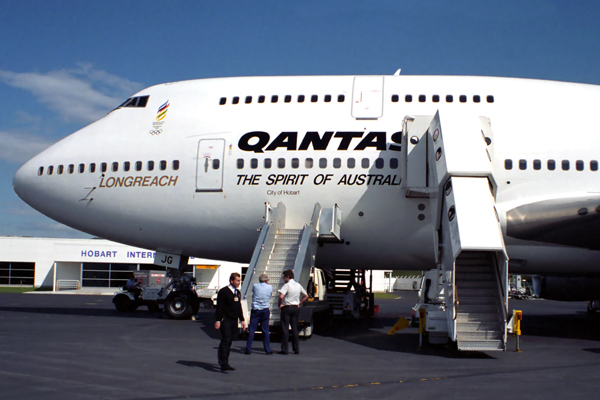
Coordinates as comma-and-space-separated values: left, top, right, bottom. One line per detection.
196, 139, 225, 192
351, 76, 384, 119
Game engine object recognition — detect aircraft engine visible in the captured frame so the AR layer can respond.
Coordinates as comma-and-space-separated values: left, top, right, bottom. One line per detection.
533, 276, 600, 301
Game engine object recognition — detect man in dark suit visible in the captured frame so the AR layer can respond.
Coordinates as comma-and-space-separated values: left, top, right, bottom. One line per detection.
214, 272, 246, 372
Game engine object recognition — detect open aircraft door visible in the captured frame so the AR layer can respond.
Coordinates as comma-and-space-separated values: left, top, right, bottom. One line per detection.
196, 139, 225, 192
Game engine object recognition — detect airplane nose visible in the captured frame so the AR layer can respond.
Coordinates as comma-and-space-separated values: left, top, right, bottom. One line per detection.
13, 158, 37, 206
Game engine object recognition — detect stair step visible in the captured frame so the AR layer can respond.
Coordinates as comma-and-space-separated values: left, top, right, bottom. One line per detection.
457, 340, 504, 351
459, 297, 498, 306
456, 321, 503, 331
456, 280, 495, 289
457, 313, 502, 323
277, 229, 302, 234
457, 331, 503, 341
458, 288, 497, 297
456, 265, 492, 274
456, 273, 494, 281
459, 304, 500, 313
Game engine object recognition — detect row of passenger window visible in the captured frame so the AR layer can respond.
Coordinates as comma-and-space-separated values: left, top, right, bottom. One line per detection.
504, 159, 599, 171
219, 93, 495, 106
220, 94, 345, 105
236, 157, 399, 170
393, 94, 494, 104
37, 160, 181, 176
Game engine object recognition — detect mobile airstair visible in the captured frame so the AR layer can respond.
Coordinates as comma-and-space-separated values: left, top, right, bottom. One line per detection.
240, 203, 342, 326
405, 110, 508, 351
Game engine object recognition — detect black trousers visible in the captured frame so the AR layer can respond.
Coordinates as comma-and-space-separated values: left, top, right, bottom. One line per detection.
218, 318, 238, 367
280, 305, 299, 353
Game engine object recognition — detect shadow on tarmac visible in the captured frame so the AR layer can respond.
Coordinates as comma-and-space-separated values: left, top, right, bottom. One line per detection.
176, 360, 222, 373
0, 306, 163, 318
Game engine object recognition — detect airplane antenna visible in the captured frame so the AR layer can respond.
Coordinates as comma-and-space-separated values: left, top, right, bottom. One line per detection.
394, 69, 401, 76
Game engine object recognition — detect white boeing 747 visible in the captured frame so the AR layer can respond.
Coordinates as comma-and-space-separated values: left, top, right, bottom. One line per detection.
12, 73, 600, 313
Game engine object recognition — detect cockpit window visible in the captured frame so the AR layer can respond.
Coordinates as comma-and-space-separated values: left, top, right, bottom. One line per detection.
114, 95, 150, 110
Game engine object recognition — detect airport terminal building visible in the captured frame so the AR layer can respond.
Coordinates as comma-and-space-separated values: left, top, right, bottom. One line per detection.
0, 236, 245, 291
0, 236, 396, 292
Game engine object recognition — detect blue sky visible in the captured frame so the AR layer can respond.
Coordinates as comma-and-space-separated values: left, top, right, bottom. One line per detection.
2, 0, 600, 238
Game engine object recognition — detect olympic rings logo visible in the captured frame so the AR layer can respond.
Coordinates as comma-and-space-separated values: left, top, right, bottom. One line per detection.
149, 129, 163, 136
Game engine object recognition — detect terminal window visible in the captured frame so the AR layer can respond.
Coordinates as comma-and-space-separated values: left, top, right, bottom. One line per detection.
0, 262, 35, 285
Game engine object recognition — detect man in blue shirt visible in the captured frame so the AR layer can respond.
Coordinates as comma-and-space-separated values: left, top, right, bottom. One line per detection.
244, 273, 273, 355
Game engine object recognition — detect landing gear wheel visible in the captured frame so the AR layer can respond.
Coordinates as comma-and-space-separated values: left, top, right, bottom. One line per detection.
148, 303, 161, 313
114, 294, 134, 312
165, 291, 194, 320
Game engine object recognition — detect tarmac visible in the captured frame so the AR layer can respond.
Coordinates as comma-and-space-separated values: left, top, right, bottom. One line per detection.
1, 290, 600, 400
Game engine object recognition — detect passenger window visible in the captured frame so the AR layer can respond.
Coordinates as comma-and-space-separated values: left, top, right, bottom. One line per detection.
135, 161, 142, 171
333, 158, 341, 169
160, 160, 167, 171
392, 94, 399, 102
112, 162, 119, 172
338, 94, 345, 102
278, 158, 285, 168
47, 165, 54, 175
405, 95, 412, 103
89, 163, 96, 173
232, 96, 240, 105
124, 161, 131, 172
245, 96, 252, 104
101, 162, 107, 173
258, 95, 265, 103
432, 95, 440, 103
504, 159, 513, 170
562, 160, 570, 171
58, 165, 64, 175
305, 158, 313, 169
591, 160, 598, 171
298, 95, 305, 103
375, 158, 384, 169
271, 95, 278, 103
38, 167, 44, 176
148, 161, 155, 171
68, 164, 74, 174
473, 95, 481, 103
547, 160, 555, 171
487, 95, 495, 103
212, 159, 220, 169
172, 160, 180, 171
519, 159, 527, 170
418, 95, 426, 103
319, 158, 327, 168
324, 95, 332, 103
311, 95, 318, 103
79, 163, 85, 173
576, 160, 584, 171
292, 158, 299, 168
237, 159, 244, 169
533, 159, 541, 170
284, 95, 292, 103
250, 158, 258, 169
362, 158, 370, 169
459, 95, 467, 103
390, 158, 399, 169
264, 158, 272, 169
347, 158, 356, 169
219, 97, 226, 105
446, 95, 453, 103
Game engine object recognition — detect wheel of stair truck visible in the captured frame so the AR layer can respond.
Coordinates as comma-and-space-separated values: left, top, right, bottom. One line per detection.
165, 291, 195, 320
113, 293, 135, 312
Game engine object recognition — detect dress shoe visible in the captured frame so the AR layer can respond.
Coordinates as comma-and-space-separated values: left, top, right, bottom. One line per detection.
220, 365, 236, 371
278, 351, 288, 355
243, 349, 251, 355
265, 351, 273, 355
293, 350, 299, 354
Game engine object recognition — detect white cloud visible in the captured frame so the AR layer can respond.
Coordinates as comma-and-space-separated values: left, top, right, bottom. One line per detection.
0, 64, 143, 123
0, 130, 54, 164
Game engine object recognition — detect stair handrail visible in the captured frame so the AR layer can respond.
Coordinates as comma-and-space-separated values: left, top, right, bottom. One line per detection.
292, 203, 321, 288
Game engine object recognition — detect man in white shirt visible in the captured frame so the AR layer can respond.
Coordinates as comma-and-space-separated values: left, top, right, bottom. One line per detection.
278, 269, 309, 354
